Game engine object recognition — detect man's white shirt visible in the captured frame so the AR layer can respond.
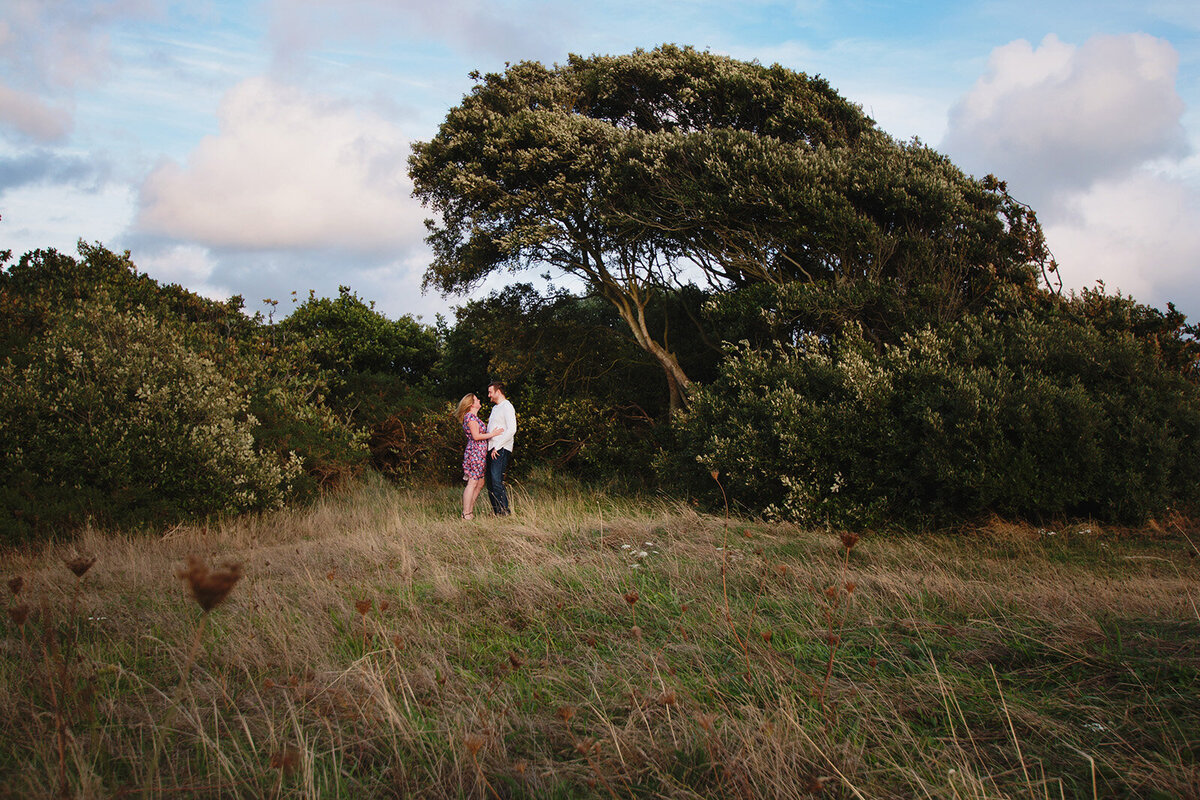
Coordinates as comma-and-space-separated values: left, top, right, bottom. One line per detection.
487, 399, 517, 453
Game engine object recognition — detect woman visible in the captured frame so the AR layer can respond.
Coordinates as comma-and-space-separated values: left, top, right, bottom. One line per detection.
455, 393, 505, 519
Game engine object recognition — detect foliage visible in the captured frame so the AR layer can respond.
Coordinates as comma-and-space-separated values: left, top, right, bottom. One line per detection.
0, 300, 303, 540
273, 287, 446, 482
411, 45, 1050, 406
438, 284, 681, 482
0, 244, 367, 539
278, 286, 438, 382
673, 299, 1200, 528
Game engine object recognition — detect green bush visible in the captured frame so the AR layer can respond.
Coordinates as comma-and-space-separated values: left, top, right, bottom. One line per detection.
0, 301, 304, 540
673, 307, 1200, 528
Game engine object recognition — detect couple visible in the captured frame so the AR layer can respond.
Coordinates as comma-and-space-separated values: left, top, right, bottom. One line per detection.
456, 381, 516, 520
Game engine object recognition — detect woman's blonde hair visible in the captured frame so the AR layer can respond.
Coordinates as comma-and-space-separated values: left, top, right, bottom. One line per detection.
455, 394, 477, 423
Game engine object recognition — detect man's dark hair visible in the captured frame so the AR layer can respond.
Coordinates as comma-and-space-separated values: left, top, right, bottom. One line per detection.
488, 380, 506, 395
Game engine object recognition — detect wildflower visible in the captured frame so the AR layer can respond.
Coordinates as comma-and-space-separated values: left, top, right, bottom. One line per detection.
355, 599, 371, 616
270, 745, 300, 774
839, 531, 859, 550
556, 705, 576, 724
465, 734, 485, 756
177, 555, 242, 612
64, 555, 97, 577
623, 590, 639, 606
7, 576, 22, 596
8, 604, 29, 626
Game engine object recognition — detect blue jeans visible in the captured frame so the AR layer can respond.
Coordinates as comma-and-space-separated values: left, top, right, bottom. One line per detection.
486, 448, 511, 514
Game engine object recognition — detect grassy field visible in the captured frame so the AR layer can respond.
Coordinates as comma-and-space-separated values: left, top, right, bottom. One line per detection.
2, 475, 1198, 799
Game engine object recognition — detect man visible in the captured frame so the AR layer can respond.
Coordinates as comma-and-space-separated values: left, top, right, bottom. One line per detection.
485, 381, 517, 515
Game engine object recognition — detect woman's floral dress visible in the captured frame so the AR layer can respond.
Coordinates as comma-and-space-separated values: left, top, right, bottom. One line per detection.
462, 412, 488, 481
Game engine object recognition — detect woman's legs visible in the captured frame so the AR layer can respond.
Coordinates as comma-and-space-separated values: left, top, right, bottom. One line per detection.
464, 477, 485, 517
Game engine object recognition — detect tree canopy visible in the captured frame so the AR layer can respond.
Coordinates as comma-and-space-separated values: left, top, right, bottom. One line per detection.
410, 45, 1053, 408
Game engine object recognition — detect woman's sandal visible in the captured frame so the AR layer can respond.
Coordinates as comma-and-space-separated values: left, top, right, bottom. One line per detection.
462, 512, 475, 520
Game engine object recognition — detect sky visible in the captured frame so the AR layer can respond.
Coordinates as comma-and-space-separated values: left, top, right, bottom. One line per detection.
2, 0, 1199, 324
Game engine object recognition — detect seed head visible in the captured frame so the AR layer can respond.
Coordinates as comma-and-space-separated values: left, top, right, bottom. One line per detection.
355, 599, 371, 616
697, 713, 716, 732
8, 604, 29, 626
508, 651, 525, 669
839, 531, 860, 550
623, 590, 639, 606
270, 745, 300, 774
556, 705, 576, 724
177, 555, 242, 612
465, 734, 484, 756
64, 555, 96, 578
7, 576, 23, 596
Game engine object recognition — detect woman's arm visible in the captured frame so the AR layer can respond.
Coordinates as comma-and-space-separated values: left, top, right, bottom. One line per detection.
467, 418, 504, 441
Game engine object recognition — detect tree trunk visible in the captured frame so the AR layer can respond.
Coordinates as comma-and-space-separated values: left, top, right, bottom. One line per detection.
609, 291, 692, 413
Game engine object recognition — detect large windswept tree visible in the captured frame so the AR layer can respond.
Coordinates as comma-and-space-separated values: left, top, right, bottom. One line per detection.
410, 45, 1052, 410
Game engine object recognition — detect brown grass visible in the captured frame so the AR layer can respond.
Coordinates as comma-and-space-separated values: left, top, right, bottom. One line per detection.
1, 477, 1197, 798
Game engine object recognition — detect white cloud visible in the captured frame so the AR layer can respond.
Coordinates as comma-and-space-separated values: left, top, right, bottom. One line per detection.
0, 83, 72, 140
1044, 172, 1200, 313
134, 76, 426, 252
131, 243, 233, 301
943, 33, 1188, 204
0, 0, 163, 141
941, 32, 1200, 316
266, 0, 571, 70
0, 180, 136, 258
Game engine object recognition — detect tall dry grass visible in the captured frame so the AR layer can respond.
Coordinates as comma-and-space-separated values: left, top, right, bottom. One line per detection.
1, 475, 1197, 798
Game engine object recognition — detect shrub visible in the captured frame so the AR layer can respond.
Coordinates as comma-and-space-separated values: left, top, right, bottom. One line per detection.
673, 307, 1200, 528
0, 301, 303, 541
